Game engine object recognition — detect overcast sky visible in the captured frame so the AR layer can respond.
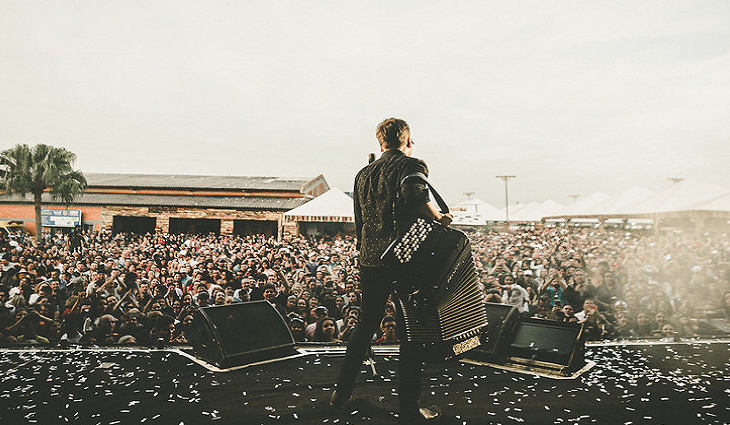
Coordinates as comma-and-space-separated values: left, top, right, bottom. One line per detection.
1, 1, 729, 207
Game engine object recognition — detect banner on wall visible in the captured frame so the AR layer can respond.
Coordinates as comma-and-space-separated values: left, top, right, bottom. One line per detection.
41, 209, 82, 227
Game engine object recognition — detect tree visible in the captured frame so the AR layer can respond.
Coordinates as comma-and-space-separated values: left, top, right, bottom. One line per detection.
0, 144, 87, 244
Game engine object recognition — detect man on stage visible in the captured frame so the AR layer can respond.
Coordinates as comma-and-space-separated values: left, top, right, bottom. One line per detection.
331, 118, 452, 424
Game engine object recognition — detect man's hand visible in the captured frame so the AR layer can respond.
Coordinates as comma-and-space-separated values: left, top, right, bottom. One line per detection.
438, 213, 453, 227
419, 203, 452, 226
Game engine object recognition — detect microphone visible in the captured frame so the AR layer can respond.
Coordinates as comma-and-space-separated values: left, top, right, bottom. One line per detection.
368, 153, 376, 164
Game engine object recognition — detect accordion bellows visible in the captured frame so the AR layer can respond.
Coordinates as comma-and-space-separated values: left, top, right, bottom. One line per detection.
382, 218, 487, 358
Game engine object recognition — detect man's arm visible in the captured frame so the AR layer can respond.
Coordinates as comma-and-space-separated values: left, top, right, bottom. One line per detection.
418, 202, 453, 226
275, 268, 290, 295
353, 178, 362, 250
402, 159, 452, 226
113, 290, 129, 312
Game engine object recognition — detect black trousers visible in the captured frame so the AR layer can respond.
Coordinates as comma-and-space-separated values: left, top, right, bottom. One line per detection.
336, 266, 424, 412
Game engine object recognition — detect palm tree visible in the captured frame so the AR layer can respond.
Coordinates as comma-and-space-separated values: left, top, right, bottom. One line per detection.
0, 144, 87, 244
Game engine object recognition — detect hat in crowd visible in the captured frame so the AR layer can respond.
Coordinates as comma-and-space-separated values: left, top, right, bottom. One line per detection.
523, 270, 533, 276
118, 335, 137, 344
614, 300, 628, 310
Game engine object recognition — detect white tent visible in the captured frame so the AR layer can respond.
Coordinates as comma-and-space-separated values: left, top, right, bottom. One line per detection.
585, 186, 653, 216
508, 200, 565, 222
693, 192, 730, 212
508, 201, 540, 222
627, 178, 730, 215
451, 198, 502, 215
552, 192, 611, 217
537, 179, 730, 230
535, 199, 565, 217
450, 197, 503, 225
284, 188, 354, 221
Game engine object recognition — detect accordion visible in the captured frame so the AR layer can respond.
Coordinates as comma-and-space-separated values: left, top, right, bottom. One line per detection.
381, 217, 487, 360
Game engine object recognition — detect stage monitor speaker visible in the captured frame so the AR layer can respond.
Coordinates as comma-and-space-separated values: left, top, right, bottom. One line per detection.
481, 302, 520, 355
189, 301, 296, 369
505, 318, 585, 375
461, 303, 520, 363
696, 319, 730, 335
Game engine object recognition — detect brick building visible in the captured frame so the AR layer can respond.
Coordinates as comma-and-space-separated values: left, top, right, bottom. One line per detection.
0, 173, 329, 238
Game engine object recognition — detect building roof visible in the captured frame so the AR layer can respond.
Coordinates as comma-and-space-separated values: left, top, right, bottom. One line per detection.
84, 173, 320, 192
1, 192, 309, 211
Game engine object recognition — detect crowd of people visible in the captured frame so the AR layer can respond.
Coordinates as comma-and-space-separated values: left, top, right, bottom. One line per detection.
1, 225, 729, 347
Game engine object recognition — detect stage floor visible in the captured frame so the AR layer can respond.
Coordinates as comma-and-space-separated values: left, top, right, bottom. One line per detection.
1, 340, 729, 425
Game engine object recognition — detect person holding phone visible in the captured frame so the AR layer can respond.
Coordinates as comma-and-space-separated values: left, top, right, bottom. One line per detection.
500, 275, 530, 313
539, 267, 567, 307
574, 299, 598, 321
577, 299, 613, 339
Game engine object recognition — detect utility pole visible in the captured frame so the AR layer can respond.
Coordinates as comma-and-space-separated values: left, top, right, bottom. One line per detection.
496, 175, 516, 224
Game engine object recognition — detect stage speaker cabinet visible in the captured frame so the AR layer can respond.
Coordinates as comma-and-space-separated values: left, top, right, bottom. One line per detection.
697, 319, 730, 336
481, 302, 520, 356
505, 317, 585, 376
189, 301, 296, 369
463, 302, 520, 364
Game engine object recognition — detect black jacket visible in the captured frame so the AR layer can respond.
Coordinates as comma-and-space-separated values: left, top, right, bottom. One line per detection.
354, 149, 430, 267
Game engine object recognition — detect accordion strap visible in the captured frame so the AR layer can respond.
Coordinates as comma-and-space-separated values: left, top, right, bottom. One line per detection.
400, 172, 450, 215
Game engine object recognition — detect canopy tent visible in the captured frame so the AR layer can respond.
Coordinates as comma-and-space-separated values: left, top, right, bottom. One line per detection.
283, 188, 354, 222
554, 192, 612, 217
425, 179, 730, 230
534, 199, 565, 219
543, 187, 653, 221
535, 179, 730, 232
588, 186, 654, 216
626, 178, 730, 215
694, 192, 730, 212
450, 197, 504, 225
508, 199, 564, 222
282, 188, 355, 237
507, 201, 539, 222
540, 179, 730, 220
